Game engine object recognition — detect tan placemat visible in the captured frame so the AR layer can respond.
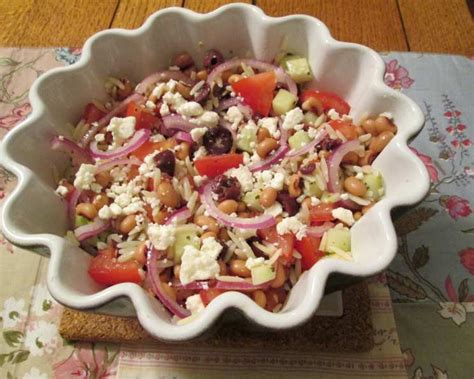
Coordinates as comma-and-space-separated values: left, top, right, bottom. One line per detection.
59, 282, 373, 352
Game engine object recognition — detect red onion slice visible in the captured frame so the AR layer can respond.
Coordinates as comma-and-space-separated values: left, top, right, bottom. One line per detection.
248, 145, 289, 172
201, 182, 276, 229
162, 114, 200, 135
96, 157, 142, 173
287, 129, 328, 158
165, 207, 192, 225
135, 71, 195, 95
89, 129, 151, 160
79, 93, 145, 147
147, 246, 191, 319
51, 136, 93, 165
172, 281, 211, 290
327, 140, 360, 193
215, 97, 241, 112
74, 219, 109, 242
214, 279, 271, 291
68, 189, 81, 227
338, 199, 362, 211
173, 131, 193, 143
207, 58, 297, 96
306, 222, 334, 238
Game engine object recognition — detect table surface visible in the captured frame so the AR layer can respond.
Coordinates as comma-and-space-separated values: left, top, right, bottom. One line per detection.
0, 0, 473, 56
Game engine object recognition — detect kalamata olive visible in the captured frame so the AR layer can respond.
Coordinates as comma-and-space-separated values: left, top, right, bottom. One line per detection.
247, 236, 266, 258
154, 150, 175, 176
194, 82, 211, 104
316, 137, 341, 152
300, 163, 316, 175
203, 49, 224, 69
277, 191, 300, 216
212, 175, 241, 202
203, 127, 233, 154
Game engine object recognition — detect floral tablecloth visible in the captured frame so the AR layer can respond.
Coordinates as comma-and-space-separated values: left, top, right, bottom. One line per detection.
0, 48, 472, 378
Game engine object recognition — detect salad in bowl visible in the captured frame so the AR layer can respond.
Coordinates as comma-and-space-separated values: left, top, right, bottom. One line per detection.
53, 49, 398, 322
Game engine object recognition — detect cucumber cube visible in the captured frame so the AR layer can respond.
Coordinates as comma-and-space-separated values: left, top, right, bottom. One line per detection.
236, 125, 257, 153
272, 89, 298, 116
281, 55, 312, 83
325, 228, 351, 253
173, 230, 200, 263
289, 130, 310, 150
251, 264, 276, 285
243, 189, 263, 211
363, 173, 384, 200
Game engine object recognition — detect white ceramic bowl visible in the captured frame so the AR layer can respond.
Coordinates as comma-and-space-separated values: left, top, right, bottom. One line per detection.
0, 4, 429, 341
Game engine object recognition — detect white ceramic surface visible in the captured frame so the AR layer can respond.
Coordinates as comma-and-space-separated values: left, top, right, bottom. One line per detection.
0, 4, 429, 341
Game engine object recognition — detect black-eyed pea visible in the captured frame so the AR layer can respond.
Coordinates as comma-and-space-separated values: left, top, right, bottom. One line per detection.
175, 142, 190, 160
252, 290, 267, 308
301, 97, 323, 115
153, 210, 169, 225
176, 82, 192, 100
257, 127, 271, 142
95, 171, 112, 187
354, 211, 362, 221
133, 242, 147, 265
217, 199, 239, 214
270, 263, 287, 288
361, 118, 378, 136
119, 214, 137, 234
343, 176, 367, 197
257, 138, 279, 158
374, 116, 397, 134
229, 259, 251, 277
260, 187, 278, 207
156, 181, 180, 208
196, 70, 208, 81
218, 228, 230, 241
341, 151, 359, 165
161, 282, 177, 301
201, 231, 217, 241
92, 194, 108, 210
195, 215, 219, 234
369, 131, 394, 153
288, 175, 302, 198
76, 203, 97, 220
358, 150, 376, 166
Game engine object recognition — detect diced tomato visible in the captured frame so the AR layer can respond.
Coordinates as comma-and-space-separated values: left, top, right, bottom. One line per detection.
82, 103, 106, 124
328, 120, 358, 140
88, 246, 142, 286
199, 288, 223, 306
310, 203, 336, 224
194, 154, 244, 178
294, 236, 326, 271
132, 138, 178, 161
231, 71, 276, 116
258, 226, 295, 266
300, 90, 350, 115
125, 102, 160, 130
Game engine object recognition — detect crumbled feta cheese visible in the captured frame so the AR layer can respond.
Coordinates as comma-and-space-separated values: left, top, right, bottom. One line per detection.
109, 203, 122, 216
193, 175, 207, 187
145, 100, 156, 110
276, 216, 307, 240
327, 108, 340, 120
163, 92, 187, 108
310, 197, 320, 206
193, 146, 207, 159
90, 183, 102, 193
73, 164, 97, 190
139, 152, 161, 178
190, 111, 219, 128
225, 106, 243, 128
150, 134, 165, 143
177, 101, 204, 117
55, 185, 68, 197
331, 207, 355, 226
264, 202, 283, 217
148, 223, 176, 250
282, 108, 304, 130
115, 193, 132, 208
151, 83, 167, 99
258, 117, 280, 138
190, 127, 208, 142
270, 172, 285, 191
307, 127, 321, 139
227, 165, 253, 192
98, 205, 113, 220
340, 193, 350, 200
245, 257, 265, 270
159, 103, 170, 116
342, 114, 352, 122
180, 237, 222, 285
186, 294, 205, 314
355, 172, 364, 180
94, 133, 105, 142
106, 116, 136, 148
